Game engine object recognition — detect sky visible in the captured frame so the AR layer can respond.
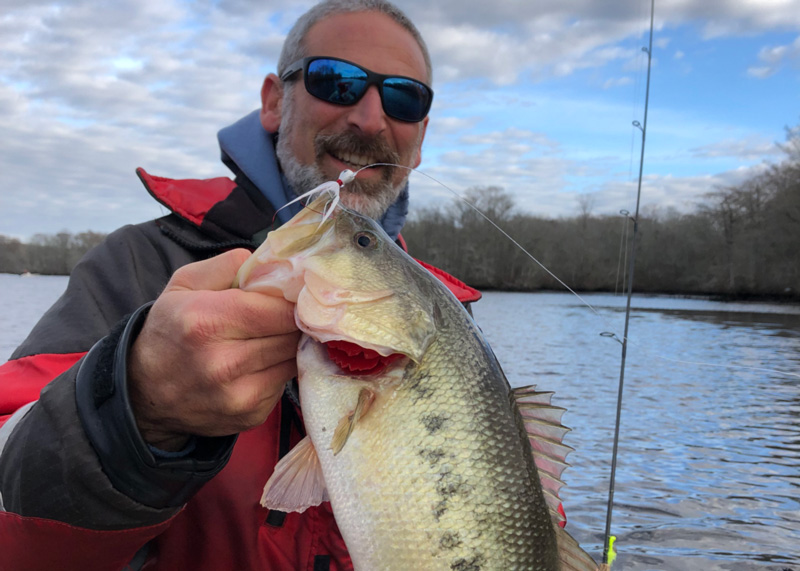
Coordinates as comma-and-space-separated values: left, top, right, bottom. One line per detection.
2, 0, 800, 240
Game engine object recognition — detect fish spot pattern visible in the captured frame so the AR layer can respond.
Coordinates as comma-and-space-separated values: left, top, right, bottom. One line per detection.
406, 371, 434, 403
439, 531, 462, 550
299, 263, 560, 569
421, 413, 447, 434
418, 447, 446, 466
255, 192, 569, 570
450, 554, 484, 571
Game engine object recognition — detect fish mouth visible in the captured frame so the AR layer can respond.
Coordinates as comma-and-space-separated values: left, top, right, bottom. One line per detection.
324, 339, 405, 376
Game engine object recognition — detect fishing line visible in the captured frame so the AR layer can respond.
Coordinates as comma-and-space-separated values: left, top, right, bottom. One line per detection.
343, 162, 800, 382
614, 210, 630, 296
355, 163, 606, 319
287, 141, 800, 567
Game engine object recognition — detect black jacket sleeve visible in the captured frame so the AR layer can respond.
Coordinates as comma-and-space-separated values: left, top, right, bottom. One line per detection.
0, 221, 236, 529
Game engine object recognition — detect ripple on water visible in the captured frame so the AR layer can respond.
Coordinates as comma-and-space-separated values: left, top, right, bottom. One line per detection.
473, 292, 800, 570
3, 282, 799, 569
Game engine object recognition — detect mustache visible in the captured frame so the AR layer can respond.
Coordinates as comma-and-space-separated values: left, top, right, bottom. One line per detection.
314, 132, 400, 168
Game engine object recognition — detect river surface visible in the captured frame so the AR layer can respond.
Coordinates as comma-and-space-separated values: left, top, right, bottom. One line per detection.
1, 273, 799, 570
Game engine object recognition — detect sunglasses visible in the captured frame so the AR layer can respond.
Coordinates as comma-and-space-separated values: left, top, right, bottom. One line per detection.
280, 56, 433, 123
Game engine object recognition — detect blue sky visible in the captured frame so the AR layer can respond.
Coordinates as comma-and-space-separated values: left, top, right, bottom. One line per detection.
2, 0, 799, 240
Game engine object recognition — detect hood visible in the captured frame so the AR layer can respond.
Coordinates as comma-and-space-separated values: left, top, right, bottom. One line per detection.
217, 110, 409, 239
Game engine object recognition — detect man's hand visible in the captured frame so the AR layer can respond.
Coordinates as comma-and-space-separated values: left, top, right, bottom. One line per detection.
128, 249, 300, 451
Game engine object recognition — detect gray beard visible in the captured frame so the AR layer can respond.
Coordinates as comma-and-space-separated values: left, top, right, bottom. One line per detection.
275, 131, 406, 222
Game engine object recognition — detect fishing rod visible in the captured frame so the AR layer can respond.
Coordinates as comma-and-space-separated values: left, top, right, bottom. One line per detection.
601, 0, 655, 569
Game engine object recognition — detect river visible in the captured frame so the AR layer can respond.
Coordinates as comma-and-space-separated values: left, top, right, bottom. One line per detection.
2, 273, 799, 570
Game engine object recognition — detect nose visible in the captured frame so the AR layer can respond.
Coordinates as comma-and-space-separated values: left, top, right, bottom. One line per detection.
346, 85, 387, 136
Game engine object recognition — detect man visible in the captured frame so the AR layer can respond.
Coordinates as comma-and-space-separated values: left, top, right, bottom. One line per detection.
0, 1, 476, 569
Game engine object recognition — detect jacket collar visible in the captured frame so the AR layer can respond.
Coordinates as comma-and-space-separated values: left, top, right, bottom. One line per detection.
216, 110, 410, 240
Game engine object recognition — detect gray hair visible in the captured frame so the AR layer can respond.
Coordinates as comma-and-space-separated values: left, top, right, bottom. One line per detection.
278, 0, 432, 84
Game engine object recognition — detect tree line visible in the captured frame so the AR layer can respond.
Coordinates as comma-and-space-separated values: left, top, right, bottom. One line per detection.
0, 231, 106, 275
2, 128, 798, 300
402, 127, 800, 301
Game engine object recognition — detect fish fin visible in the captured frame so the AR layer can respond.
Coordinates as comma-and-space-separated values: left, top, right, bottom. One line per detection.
260, 435, 329, 513
555, 525, 600, 571
512, 384, 573, 528
331, 388, 374, 455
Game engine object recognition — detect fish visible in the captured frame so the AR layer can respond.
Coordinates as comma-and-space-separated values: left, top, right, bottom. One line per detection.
235, 194, 598, 571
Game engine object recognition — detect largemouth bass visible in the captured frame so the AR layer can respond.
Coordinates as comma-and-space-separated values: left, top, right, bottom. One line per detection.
236, 195, 597, 571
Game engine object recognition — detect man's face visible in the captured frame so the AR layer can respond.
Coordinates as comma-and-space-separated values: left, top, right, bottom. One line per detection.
272, 11, 429, 220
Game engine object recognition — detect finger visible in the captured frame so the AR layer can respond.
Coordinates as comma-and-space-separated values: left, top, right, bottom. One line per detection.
209, 330, 301, 383
180, 288, 298, 342
169, 249, 252, 292
225, 290, 299, 339
201, 360, 299, 436
242, 330, 301, 372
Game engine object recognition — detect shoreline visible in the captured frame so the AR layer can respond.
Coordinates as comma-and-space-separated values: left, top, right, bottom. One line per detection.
4, 273, 798, 306
476, 287, 800, 306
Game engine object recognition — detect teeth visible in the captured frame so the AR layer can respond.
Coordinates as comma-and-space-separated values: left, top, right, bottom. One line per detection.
336, 152, 374, 168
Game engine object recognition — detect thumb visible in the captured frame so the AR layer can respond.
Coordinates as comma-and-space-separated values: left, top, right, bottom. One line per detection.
169, 248, 252, 292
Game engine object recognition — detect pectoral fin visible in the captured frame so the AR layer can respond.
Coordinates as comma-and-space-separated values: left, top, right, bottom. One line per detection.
331, 388, 374, 455
260, 435, 329, 513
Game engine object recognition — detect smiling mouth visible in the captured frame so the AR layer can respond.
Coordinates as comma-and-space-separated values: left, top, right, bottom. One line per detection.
330, 151, 379, 170
315, 131, 400, 175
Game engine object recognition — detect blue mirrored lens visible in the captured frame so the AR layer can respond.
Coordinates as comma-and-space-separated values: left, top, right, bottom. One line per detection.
304, 58, 431, 122
383, 78, 430, 122
306, 59, 368, 105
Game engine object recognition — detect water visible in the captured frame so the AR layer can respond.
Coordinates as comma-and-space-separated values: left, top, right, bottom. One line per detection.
2, 275, 799, 569
473, 292, 800, 570
0, 273, 69, 360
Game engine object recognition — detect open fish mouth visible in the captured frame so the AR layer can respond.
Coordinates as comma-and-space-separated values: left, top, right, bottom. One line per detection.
324, 339, 405, 376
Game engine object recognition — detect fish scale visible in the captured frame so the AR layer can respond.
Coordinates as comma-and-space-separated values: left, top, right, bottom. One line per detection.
237, 194, 597, 571
299, 335, 557, 570
299, 273, 558, 568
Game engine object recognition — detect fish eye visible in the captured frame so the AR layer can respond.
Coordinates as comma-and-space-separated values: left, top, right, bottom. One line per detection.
354, 231, 377, 250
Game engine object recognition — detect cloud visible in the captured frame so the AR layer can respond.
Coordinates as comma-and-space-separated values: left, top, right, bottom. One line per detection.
412, 161, 774, 222
0, 0, 287, 237
747, 35, 800, 78
408, 0, 800, 85
746, 66, 776, 78
428, 116, 483, 136
603, 77, 634, 89
690, 137, 782, 160
590, 164, 774, 218
2, 0, 800, 240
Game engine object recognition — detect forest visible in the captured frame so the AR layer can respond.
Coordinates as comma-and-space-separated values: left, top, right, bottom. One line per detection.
403, 127, 800, 301
2, 129, 798, 301
0, 231, 106, 276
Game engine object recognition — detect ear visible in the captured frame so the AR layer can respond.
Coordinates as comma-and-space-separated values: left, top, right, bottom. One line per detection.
260, 73, 283, 133
411, 116, 429, 168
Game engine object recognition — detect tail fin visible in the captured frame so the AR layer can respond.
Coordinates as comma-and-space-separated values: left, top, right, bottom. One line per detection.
555, 526, 599, 571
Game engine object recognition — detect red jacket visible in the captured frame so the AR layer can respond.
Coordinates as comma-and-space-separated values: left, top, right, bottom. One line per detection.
0, 169, 480, 571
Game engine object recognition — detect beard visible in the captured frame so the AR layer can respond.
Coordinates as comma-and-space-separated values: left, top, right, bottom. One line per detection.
276, 104, 409, 221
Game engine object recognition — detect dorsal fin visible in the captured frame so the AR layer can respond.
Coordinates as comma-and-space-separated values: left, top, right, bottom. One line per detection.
512, 385, 574, 528
513, 385, 599, 570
